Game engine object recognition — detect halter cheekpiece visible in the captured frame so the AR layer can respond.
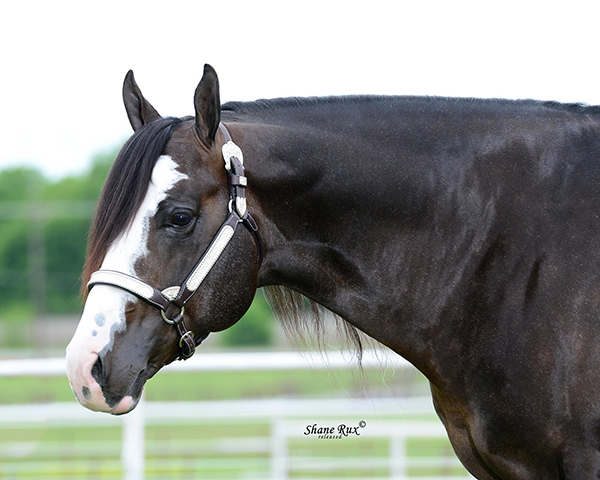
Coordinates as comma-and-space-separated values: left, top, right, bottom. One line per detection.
87, 123, 260, 360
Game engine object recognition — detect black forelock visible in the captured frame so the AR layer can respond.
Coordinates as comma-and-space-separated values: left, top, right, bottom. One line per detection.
82, 116, 183, 294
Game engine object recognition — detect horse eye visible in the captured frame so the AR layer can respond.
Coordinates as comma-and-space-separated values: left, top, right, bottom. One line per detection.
171, 212, 193, 227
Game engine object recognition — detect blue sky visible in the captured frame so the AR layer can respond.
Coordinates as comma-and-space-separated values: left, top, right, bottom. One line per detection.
2, 1, 599, 179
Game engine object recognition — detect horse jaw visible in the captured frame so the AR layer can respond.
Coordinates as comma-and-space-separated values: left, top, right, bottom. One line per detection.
66, 155, 187, 413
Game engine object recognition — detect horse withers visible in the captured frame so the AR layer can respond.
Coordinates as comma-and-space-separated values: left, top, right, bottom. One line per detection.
66, 64, 600, 479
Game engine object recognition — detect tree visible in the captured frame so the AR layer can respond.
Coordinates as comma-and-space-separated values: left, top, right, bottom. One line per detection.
0, 150, 114, 314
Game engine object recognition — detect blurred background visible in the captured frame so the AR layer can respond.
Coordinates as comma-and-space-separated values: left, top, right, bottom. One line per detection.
0, 0, 598, 478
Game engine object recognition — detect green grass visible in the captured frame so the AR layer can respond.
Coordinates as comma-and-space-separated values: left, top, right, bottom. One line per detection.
0, 364, 428, 404
0, 376, 74, 404
0, 424, 462, 479
0, 422, 466, 480
0, 425, 122, 443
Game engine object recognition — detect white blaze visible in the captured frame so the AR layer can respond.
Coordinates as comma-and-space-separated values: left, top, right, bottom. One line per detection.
65, 155, 187, 413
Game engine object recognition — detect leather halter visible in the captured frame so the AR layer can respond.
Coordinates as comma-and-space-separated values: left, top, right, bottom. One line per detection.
87, 123, 260, 360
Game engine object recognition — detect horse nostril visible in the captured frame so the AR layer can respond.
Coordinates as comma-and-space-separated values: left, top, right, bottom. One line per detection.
91, 356, 103, 384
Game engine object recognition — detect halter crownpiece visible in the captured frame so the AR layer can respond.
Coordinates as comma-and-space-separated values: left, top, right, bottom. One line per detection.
87, 123, 260, 360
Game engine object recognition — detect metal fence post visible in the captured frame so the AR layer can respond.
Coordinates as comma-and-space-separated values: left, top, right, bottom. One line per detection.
122, 393, 145, 480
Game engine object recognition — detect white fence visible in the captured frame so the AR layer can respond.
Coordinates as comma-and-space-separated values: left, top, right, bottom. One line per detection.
0, 351, 473, 480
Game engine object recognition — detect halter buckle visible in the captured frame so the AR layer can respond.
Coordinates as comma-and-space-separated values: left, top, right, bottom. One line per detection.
179, 330, 195, 349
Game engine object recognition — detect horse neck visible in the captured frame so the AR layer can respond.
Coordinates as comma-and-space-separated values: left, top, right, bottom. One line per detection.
229, 115, 493, 377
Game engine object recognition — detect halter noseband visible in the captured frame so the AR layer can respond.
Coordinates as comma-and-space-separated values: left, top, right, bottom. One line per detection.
87, 123, 260, 360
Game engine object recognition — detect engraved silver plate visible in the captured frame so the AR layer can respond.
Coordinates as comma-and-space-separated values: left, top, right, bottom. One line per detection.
236, 197, 247, 217
161, 286, 180, 301
221, 141, 244, 171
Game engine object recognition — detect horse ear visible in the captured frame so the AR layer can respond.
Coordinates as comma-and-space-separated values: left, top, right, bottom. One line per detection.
194, 64, 221, 147
122, 70, 162, 132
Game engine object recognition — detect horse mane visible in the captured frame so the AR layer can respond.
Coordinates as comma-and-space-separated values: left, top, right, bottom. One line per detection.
81, 117, 184, 298
536, 100, 600, 115
222, 95, 396, 114
263, 285, 366, 364
222, 95, 600, 116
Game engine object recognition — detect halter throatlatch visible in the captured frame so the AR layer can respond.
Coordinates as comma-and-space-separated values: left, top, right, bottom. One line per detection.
87, 123, 260, 360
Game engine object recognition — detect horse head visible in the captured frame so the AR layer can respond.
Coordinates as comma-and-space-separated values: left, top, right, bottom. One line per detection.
65, 65, 260, 414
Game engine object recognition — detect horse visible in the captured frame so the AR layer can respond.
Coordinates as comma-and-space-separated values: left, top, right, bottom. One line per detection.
65, 64, 600, 479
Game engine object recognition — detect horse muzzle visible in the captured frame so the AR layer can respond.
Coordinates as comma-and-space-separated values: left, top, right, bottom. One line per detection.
65, 345, 146, 415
